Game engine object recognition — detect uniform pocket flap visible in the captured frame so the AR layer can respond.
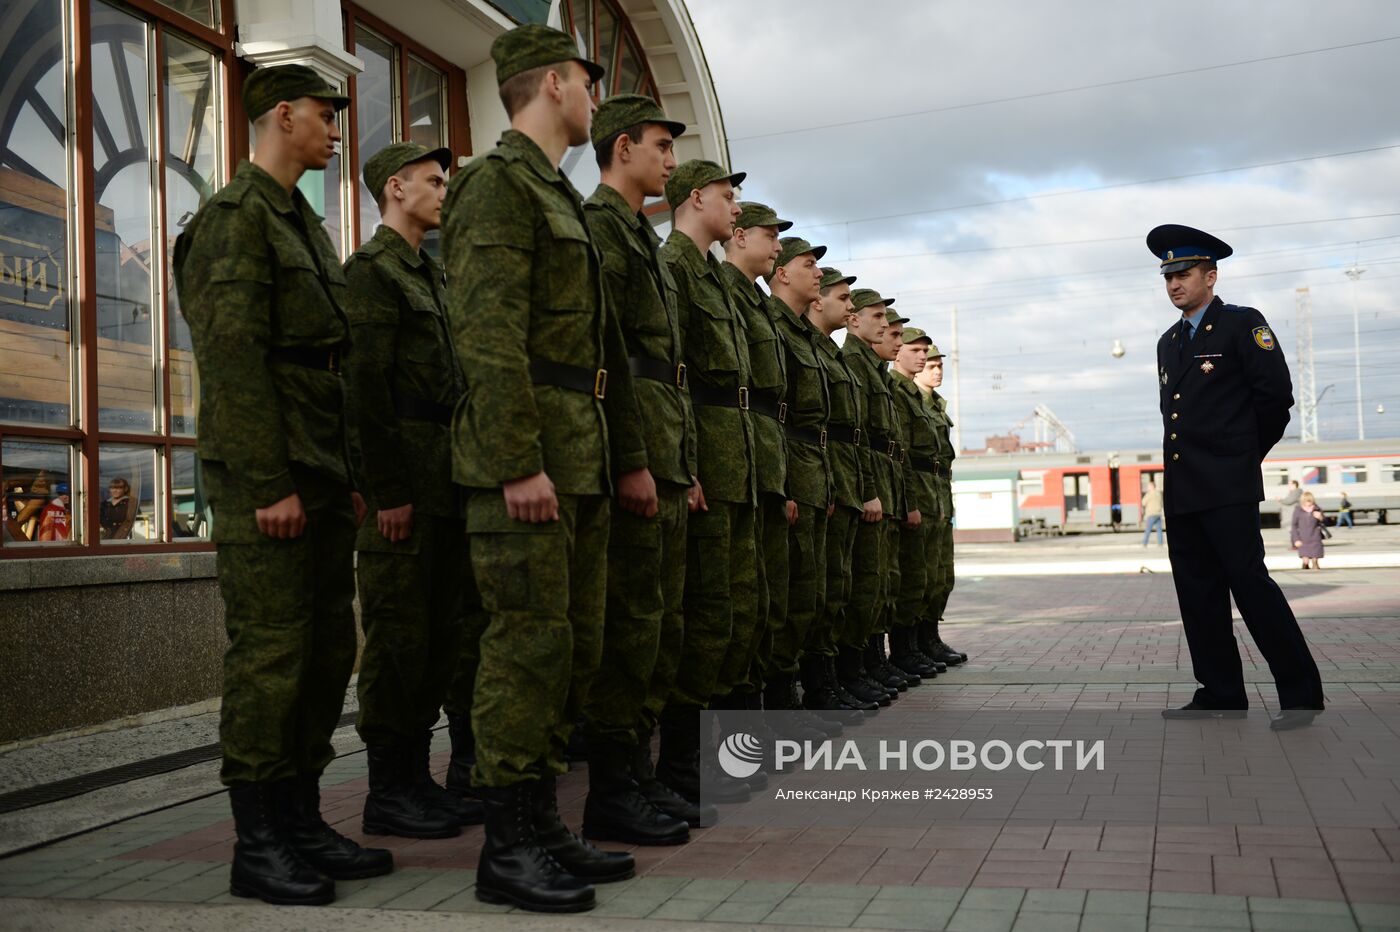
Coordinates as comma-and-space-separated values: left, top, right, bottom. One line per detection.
209, 253, 273, 285
543, 211, 590, 243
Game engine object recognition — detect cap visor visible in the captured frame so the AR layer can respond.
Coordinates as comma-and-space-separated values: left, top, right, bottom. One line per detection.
1159, 259, 1201, 275
579, 58, 606, 84
659, 119, 688, 139
882, 297, 895, 307
810, 244, 828, 262
424, 146, 452, 171
776, 219, 794, 232
726, 171, 747, 189
310, 92, 351, 112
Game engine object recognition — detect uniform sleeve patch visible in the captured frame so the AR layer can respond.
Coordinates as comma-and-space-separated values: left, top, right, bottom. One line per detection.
1252, 326, 1275, 350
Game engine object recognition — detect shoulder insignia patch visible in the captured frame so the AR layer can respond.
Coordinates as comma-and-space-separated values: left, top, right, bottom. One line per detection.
1252, 326, 1275, 351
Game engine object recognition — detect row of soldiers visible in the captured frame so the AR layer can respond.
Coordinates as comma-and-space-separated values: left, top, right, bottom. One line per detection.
172, 24, 965, 915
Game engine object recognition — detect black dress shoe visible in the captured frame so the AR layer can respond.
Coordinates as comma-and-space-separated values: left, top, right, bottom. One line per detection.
1269, 710, 1321, 731
1160, 703, 1247, 720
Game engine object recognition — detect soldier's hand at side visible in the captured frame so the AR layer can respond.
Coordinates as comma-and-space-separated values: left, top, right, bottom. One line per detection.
688, 478, 708, 513
257, 493, 306, 539
351, 492, 368, 528
786, 500, 799, 527
862, 498, 883, 523
904, 508, 923, 530
618, 468, 659, 519
378, 502, 414, 542
504, 471, 559, 523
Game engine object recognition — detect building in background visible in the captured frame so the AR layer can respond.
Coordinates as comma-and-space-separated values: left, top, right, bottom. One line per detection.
0, 0, 727, 741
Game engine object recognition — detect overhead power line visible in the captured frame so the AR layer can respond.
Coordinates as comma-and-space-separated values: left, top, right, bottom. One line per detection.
730, 35, 1400, 142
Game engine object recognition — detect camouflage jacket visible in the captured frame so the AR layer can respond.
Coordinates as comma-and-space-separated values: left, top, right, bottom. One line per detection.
815, 332, 865, 510
660, 229, 755, 505
889, 368, 937, 515
841, 337, 898, 516
769, 296, 830, 507
928, 389, 956, 519
584, 183, 696, 488
721, 261, 786, 498
172, 160, 354, 503
342, 225, 464, 520
441, 130, 645, 509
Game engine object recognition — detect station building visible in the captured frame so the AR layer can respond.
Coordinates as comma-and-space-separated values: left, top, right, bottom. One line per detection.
0, 0, 728, 742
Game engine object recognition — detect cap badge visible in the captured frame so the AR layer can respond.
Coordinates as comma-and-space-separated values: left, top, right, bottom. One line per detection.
1166, 250, 1174, 260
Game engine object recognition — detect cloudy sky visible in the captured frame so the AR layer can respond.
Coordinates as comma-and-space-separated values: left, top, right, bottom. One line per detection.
688, 0, 1400, 453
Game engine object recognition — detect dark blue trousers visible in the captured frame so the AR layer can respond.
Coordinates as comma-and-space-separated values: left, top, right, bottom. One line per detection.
1166, 502, 1324, 710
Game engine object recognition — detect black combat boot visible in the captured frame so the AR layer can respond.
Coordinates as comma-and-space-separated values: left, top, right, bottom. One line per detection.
582, 737, 689, 846
532, 775, 635, 883
889, 628, 938, 679
656, 706, 751, 804
410, 732, 483, 825
474, 782, 595, 913
444, 712, 476, 797
228, 781, 335, 906
281, 775, 393, 880
865, 636, 910, 691
751, 683, 825, 743
362, 744, 460, 839
801, 653, 861, 713
768, 672, 844, 736
837, 645, 892, 706
872, 633, 919, 687
920, 619, 967, 665
714, 693, 769, 791
633, 725, 717, 828
825, 654, 880, 712
855, 647, 899, 701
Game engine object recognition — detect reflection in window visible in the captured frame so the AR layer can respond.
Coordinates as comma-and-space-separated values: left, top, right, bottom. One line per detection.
355, 27, 397, 244
0, 0, 73, 428
1302, 466, 1327, 485
164, 33, 220, 436
150, 0, 217, 29
2, 438, 75, 546
92, 1, 158, 432
407, 57, 445, 149
98, 444, 159, 542
562, 0, 656, 98
172, 447, 208, 538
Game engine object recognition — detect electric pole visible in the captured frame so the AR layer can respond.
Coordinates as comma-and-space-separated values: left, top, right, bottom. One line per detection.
1345, 265, 1366, 441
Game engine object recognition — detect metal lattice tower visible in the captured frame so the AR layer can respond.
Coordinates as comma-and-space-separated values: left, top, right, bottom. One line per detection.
1295, 287, 1318, 442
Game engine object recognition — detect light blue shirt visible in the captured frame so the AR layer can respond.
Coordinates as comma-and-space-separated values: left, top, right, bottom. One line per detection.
1181, 301, 1209, 339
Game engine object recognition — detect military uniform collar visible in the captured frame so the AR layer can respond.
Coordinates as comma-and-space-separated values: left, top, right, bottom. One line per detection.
767, 291, 806, 322
720, 261, 763, 307
238, 160, 310, 218
890, 368, 917, 388
846, 336, 883, 367
499, 129, 566, 185
668, 229, 721, 277
814, 328, 840, 358
372, 224, 427, 269
587, 182, 645, 228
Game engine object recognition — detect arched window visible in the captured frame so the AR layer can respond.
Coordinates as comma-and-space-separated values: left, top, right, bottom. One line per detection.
560, 0, 659, 101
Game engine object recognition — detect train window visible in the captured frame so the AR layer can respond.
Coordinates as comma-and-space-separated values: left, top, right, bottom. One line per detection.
1263, 466, 1290, 486
1018, 477, 1044, 496
1341, 465, 1367, 484
1388, 464, 1400, 482
1301, 466, 1328, 485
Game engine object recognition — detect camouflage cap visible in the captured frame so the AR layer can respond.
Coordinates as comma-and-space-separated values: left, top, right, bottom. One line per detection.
665, 159, 746, 210
591, 93, 686, 148
850, 288, 893, 311
492, 23, 604, 86
243, 64, 349, 121
927, 343, 946, 358
362, 141, 452, 201
885, 311, 909, 325
819, 266, 857, 289
774, 236, 827, 273
899, 327, 932, 345
735, 201, 792, 232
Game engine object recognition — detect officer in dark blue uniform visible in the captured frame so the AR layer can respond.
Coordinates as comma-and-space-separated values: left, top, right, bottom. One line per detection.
1149, 224, 1324, 731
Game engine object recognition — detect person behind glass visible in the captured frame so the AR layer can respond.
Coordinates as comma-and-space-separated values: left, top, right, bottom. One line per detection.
37, 482, 71, 542
100, 477, 134, 540
1140, 476, 1164, 547
1336, 492, 1353, 529
1291, 491, 1325, 569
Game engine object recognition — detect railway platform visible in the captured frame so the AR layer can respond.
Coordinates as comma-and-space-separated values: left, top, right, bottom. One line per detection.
3, 564, 1400, 931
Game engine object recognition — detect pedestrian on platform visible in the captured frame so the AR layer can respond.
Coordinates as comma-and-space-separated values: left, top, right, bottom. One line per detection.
1292, 491, 1325, 569
1141, 476, 1165, 546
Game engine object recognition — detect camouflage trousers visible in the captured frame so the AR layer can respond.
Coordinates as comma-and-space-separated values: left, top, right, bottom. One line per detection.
878, 518, 902, 634
744, 491, 791, 692
816, 504, 860, 656
924, 515, 956, 623
465, 491, 609, 788
843, 512, 886, 648
771, 500, 828, 675
895, 519, 930, 628
673, 499, 756, 710
354, 513, 468, 747
583, 481, 688, 746
205, 461, 357, 786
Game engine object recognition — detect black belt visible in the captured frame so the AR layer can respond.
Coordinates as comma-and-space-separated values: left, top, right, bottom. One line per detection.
628, 356, 687, 390
749, 388, 787, 424
827, 424, 863, 446
269, 346, 343, 375
785, 422, 827, 450
529, 357, 607, 399
868, 432, 901, 459
691, 383, 750, 411
913, 458, 949, 477
394, 392, 454, 426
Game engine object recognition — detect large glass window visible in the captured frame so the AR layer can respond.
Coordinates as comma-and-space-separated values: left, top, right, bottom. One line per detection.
0, 0, 73, 429
407, 56, 445, 149
2, 438, 76, 546
562, 0, 658, 99
97, 443, 159, 542
354, 27, 396, 245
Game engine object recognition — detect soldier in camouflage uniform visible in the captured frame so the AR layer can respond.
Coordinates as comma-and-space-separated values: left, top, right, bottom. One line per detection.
440, 25, 650, 913
342, 142, 482, 841
173, 64, 391, 907
812, 269, 884, 712
577, 94, 698, 844
915, 349, 969, 666
887, 328, 946, 679
659, 159, 756, 805
763, 237, 842, 715
875, 313, 910, 671
839, 289, 918, 696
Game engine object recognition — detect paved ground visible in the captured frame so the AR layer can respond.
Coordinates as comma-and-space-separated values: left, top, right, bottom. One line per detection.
2, 558, 1399, 930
